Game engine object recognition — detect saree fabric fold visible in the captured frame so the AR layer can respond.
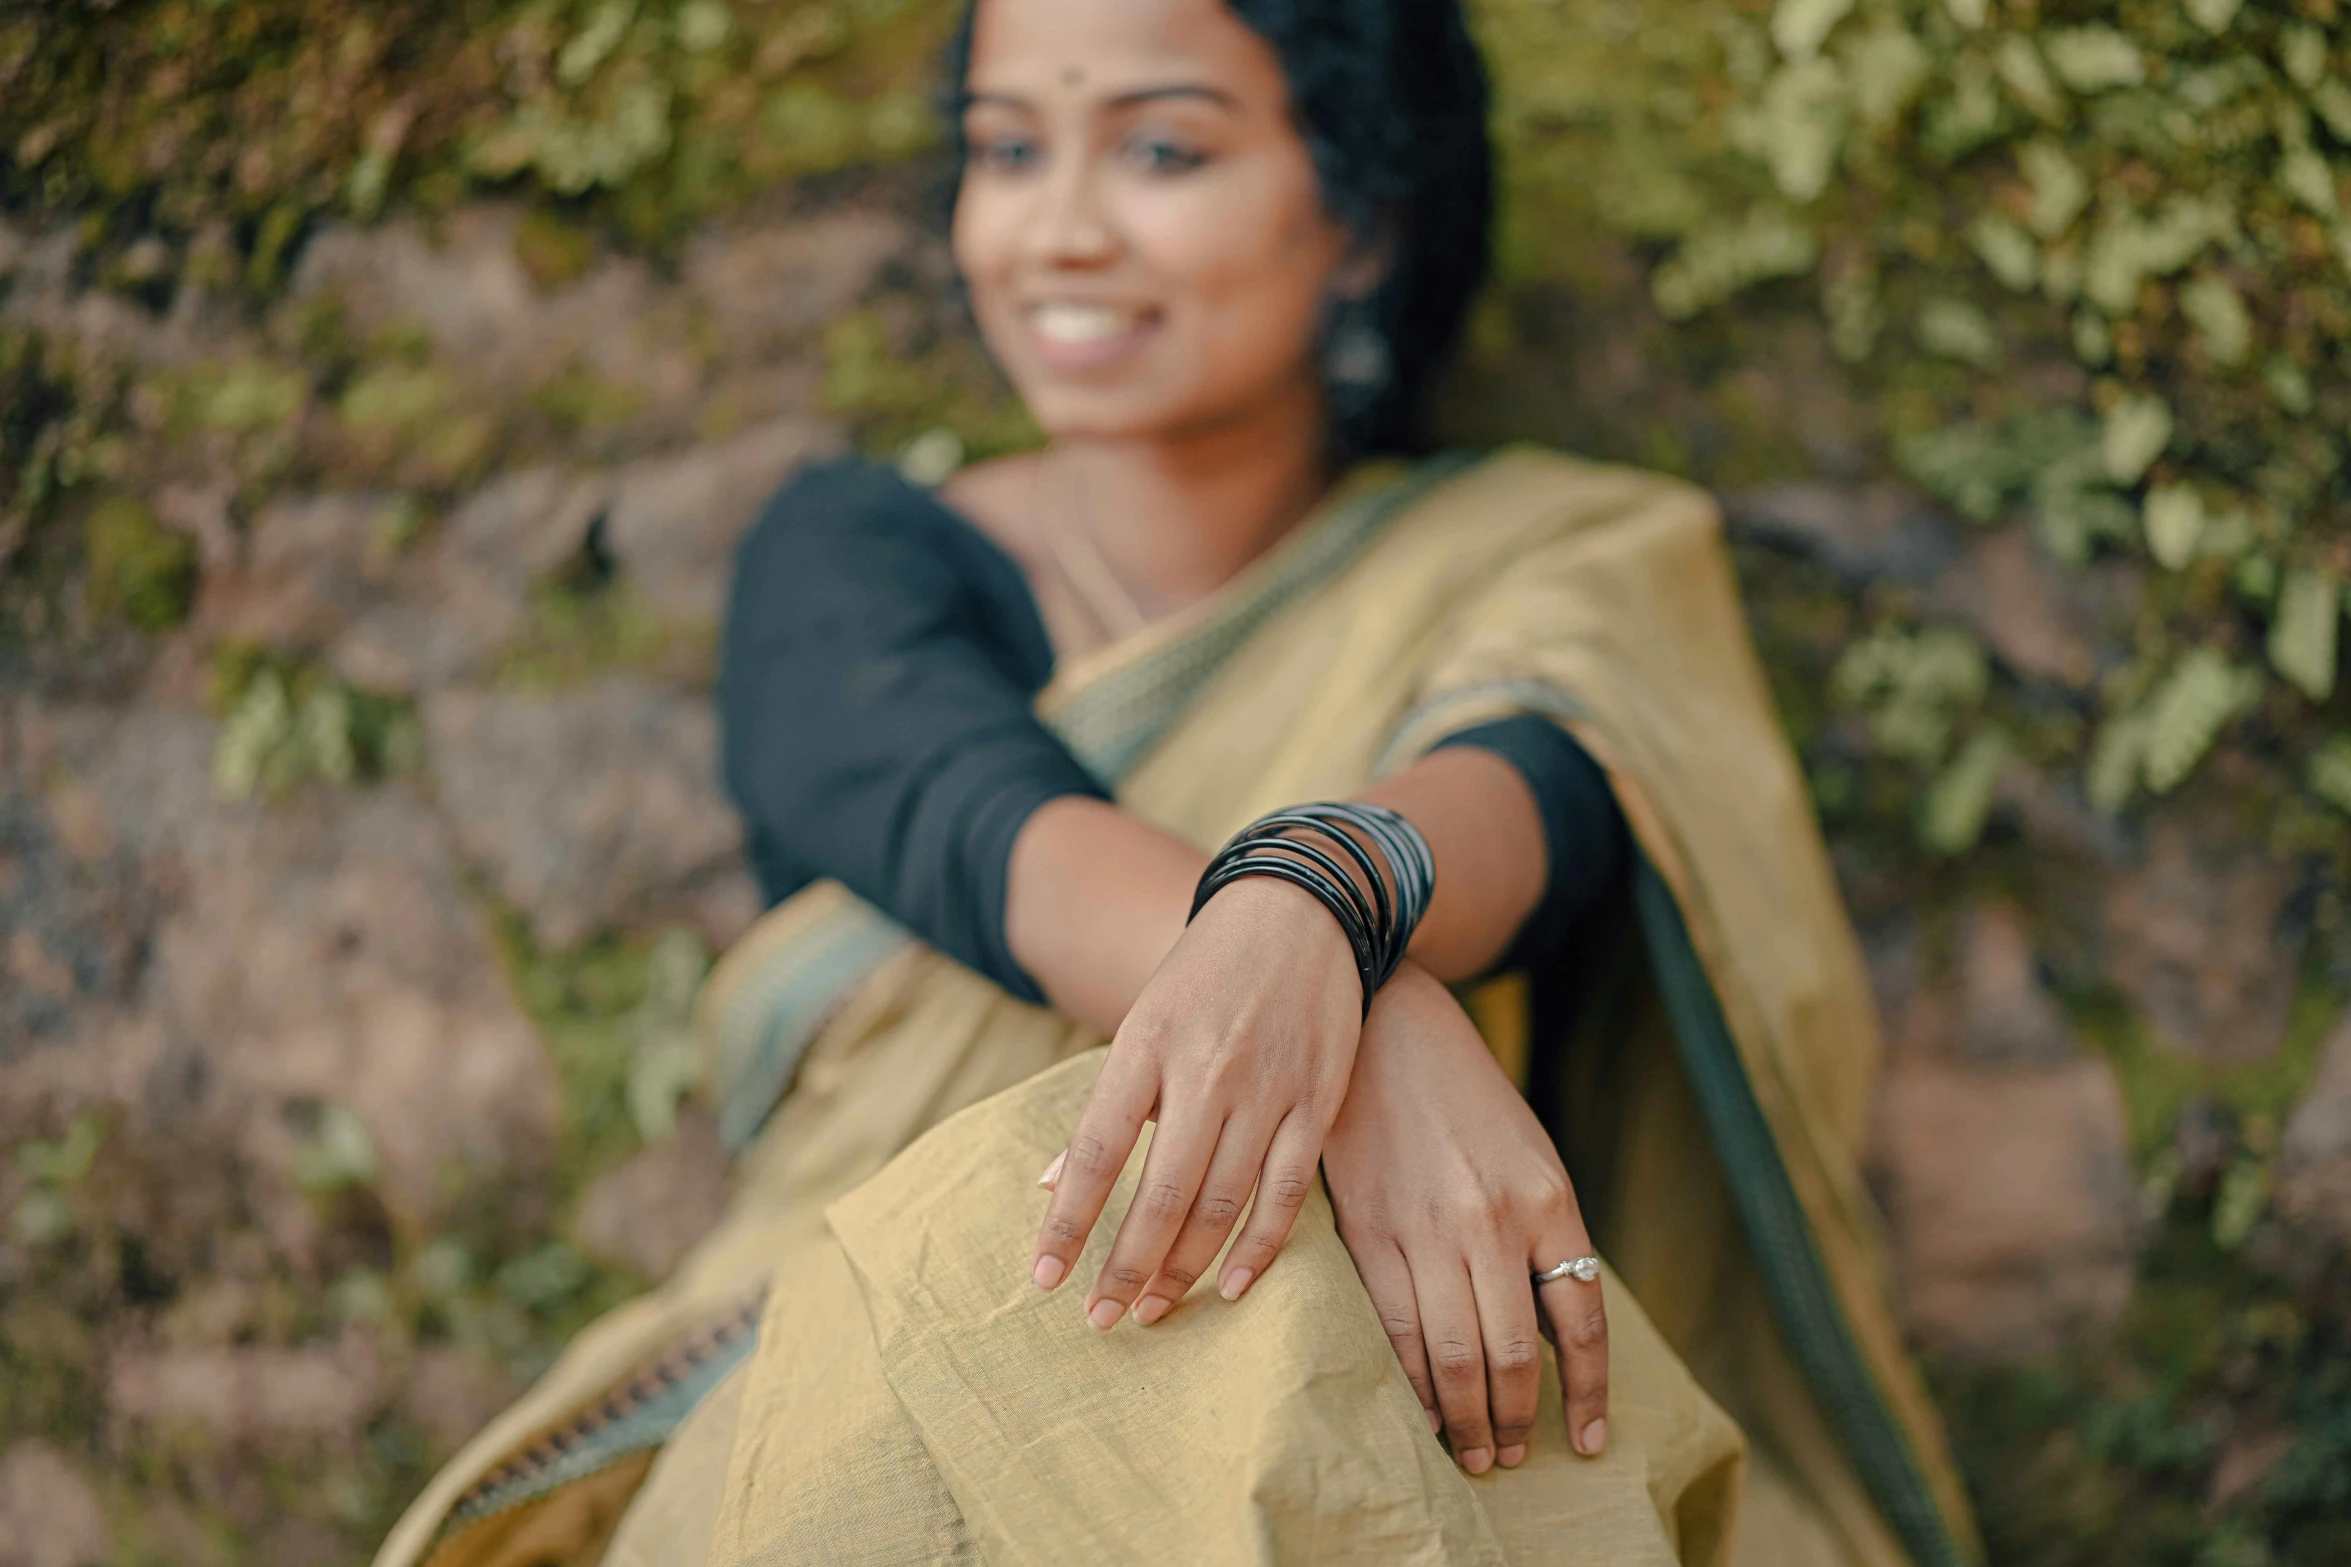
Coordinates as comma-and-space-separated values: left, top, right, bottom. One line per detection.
374, 447, 1981, 1567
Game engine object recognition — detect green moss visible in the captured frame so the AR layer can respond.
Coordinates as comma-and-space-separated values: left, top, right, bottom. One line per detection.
512, 206, 600, 290
82, 494, 197, 631
206, 643, 423, 800
496, 571, 690, 690
2073, 960, 2342, 1162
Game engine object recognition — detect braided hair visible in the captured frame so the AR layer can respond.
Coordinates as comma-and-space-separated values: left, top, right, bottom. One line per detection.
942, 0, 1495, 458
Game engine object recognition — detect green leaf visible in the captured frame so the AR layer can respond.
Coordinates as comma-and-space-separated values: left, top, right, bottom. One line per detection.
1842, 24, 1931, 129
1968, 211, 2039, 291
1739, 58, 1849, 203
1770, 0, 1854, 63
2018, 140, 2090, 238
291, 1102, 378, 1192
2142, 485, 2207, 569
2279, 144, 2340, 218
1917, 296, 2001, 366
1650, 209, 1821, 319
2281, 26, 2328, 90
2088, 709, 2151, 814
2041, 29, 2146, 93
1995, 36, 2063, 120
1920, 729, 2011, 856
2183, 0, 2243, 33
556, 0, 637, 88
2307, 735, 2351, 815
2141, 648, 2259, 795
2101, 393, 2174, 485
2179, 273, 2253, 367
2268, 567, 2342, 701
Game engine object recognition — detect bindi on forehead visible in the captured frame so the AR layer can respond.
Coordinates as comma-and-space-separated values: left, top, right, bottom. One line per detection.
1063, 66, 1084, 86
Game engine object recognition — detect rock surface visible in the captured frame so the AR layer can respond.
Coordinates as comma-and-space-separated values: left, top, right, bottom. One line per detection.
2100, 822, 2300, 1066
1872, 1052, 2141, 1359
424, 679, 758, 951
2276, 1011, 2351, 1246
0, 1442, 109, 1567
570, 1109, 733, 1280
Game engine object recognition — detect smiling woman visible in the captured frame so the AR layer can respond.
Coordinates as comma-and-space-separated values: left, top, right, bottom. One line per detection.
374, 3, 1982, 1566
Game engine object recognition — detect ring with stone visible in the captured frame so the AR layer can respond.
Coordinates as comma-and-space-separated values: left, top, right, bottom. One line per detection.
1533, 1255, 1601, 1285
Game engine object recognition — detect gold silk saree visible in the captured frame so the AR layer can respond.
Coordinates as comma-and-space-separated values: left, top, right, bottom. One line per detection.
376, 447, 1982, 1567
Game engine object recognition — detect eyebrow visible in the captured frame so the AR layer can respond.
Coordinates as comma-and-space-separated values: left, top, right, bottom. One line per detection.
960, 83, 1240, 114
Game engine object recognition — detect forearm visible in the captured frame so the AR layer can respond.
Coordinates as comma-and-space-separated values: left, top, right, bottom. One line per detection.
1003, 747, 1547, 1032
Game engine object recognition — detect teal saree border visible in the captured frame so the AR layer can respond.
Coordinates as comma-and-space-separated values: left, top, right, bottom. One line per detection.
1635, 864, 1971, 1567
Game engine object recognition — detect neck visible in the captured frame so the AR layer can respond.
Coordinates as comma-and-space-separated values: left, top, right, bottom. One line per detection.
1050, 383, 1336, 615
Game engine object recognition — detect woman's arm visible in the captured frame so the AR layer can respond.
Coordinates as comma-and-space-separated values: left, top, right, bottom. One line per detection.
1017, 734, 1620, 1473
1004, 743, 1552, 1036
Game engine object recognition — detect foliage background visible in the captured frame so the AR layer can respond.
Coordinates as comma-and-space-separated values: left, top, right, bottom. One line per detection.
4, 1, 2351, 1563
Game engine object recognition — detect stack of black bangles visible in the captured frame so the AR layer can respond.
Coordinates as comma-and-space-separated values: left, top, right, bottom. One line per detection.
1188, 802, 1437, 1016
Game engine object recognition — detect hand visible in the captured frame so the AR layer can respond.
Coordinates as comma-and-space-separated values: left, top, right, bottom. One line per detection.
1322, 962, 1611, 1474
1031, 875, 1363, 1327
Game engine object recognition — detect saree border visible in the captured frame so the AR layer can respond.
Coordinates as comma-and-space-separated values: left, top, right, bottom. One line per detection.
1045, 452, 1479, 782
710, 898, 914, 1152
432, 1291, 765, 1545
1634, 867, 1968, 1567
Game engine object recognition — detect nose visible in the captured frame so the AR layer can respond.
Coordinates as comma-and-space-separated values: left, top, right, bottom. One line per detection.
1022, 145, 1117, 269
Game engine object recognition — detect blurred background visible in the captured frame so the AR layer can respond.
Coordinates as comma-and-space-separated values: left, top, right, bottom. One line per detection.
1, 1, 2347, 1562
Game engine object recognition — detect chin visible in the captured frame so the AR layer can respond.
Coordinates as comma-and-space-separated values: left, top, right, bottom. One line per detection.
1017, 384, 1196, 444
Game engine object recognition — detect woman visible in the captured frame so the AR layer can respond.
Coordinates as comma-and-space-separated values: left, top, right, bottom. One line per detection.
378, 1, 1981, 1564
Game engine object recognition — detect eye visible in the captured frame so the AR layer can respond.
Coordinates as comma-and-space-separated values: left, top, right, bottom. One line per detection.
1118, 133, 1207, 176
967, 132, 1042, 174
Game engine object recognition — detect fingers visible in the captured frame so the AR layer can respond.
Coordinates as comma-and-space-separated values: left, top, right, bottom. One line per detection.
1412, 1254, 1495, 1473
1469, 1249, 1545, 1470
1537, 1257, 1610, 1457
1215, 1112, 1322, 1302
1134, 1119, 1270, 1325
1031, 1054, 1157, 1295
1084, 1109, 1227, 1329
1348, 1236, 1440, 1432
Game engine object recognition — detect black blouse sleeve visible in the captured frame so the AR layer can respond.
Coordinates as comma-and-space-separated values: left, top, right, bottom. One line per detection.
1431, 715, 1630, 971
717, 460, 1109, 1003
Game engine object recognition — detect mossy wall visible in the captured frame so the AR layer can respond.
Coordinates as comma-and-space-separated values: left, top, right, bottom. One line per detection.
5, 3, 2351, 1565
10, 0, 2351, 831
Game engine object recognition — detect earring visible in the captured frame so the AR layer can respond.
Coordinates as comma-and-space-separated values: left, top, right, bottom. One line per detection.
1325, 297, 1392, 396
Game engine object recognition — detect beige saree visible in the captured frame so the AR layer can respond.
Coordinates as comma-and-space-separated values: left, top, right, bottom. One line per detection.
376, 447, 1982, 1567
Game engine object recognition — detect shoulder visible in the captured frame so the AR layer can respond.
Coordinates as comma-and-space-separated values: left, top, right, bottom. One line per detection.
1452, 445, 1721, 531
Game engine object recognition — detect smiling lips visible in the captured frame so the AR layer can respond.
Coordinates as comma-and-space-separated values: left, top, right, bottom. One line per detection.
1023, 300, 1161, 370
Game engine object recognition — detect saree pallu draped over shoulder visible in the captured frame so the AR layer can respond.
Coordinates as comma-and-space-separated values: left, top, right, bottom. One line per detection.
375, 448, 1983, 1567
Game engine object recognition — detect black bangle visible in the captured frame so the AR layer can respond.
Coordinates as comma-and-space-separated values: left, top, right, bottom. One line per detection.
1188, 802, 1436, 1016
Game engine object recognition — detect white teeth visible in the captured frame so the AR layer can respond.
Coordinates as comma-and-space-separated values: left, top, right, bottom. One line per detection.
1030, 303, 1139, 344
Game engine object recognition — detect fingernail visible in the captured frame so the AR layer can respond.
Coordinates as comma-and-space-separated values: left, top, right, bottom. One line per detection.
1088, 1298, 1126, 1330
1036, 1150, 1066, 1188
1134, 1295, 1171, 1326
1219, 1268, 1253, 1301
1032, 1255, 1067, 1291
1459, 1447, 1492, 1476
1425, 1406, 1443, 1433
1578, 1418, 1607, 1455
1498, 1444, 1527, 1468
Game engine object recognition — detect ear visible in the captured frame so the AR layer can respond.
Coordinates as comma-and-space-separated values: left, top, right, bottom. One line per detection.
1329, 220, 1395, 303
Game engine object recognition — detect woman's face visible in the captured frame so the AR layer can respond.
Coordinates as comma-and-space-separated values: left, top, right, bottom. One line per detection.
953, 0, 1359, 443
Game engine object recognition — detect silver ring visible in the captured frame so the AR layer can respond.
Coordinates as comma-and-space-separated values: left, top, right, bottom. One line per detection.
1534, 1255, 1600, 1285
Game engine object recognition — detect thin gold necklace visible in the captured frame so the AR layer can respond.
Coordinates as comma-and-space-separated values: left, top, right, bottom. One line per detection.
1040, 454, 1150, 639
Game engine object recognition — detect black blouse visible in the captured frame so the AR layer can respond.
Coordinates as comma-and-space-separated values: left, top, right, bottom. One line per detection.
718, 459, 1627, 1003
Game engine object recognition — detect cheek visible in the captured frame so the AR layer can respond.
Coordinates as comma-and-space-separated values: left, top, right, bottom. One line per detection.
950, 186, 1022, 323
1128, 181, 1341, 376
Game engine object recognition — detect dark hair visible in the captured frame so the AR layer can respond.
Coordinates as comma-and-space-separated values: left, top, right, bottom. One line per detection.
943, 0, 1494, 457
